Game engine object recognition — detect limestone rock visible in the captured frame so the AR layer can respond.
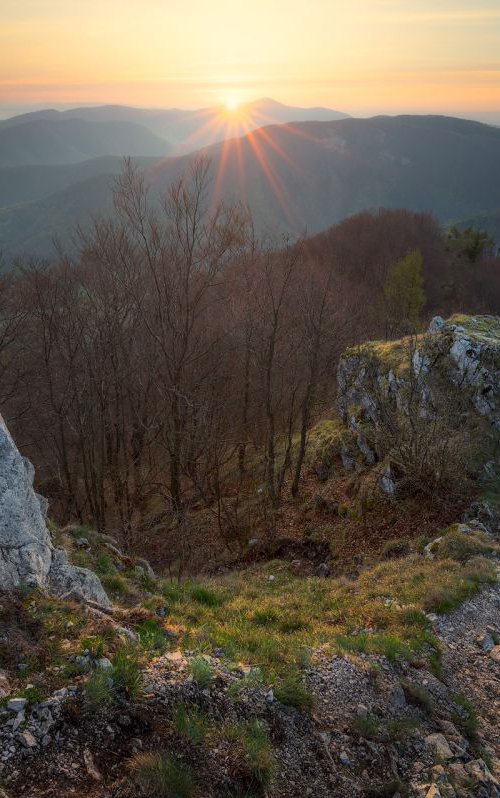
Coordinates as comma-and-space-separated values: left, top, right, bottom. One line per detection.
0, 413, 110, 607
425, 733, 454, 760
337, 315, 500, 486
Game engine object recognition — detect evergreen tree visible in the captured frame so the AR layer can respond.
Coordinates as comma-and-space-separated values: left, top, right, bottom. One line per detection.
384, 249, 425, 336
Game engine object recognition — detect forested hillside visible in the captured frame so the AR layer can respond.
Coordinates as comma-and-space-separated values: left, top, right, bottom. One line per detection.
2, 114, 500, 260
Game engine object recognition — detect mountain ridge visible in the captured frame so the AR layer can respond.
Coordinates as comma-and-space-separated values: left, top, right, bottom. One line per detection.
1, 114, 500, 261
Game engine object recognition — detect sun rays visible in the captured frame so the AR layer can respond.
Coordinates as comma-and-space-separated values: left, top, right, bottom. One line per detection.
151, 99, 320, 230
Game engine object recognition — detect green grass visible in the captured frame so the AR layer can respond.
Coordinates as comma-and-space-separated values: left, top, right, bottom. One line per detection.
150, 553, 495, 685
84, 646, 143, 710
352, 713, 380, 739
386, 717, 419, 740
136, 619, 169, 653
190, 656, 214, 689
452, 693, 479, 738
434, 526, 498, 564
20, 686, 46, 705
130, 752, 195, 798
80, 635, 106, 658
85, 670, 115, 711
223, 720, 276, 791
172, 703, 208, 744
273, 672, 314, 711
112, 647, 143, 699
401, 681, 434, 714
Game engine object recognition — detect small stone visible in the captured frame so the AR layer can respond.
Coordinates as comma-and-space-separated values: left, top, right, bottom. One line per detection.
425, 733, 453, 760
12, 711, 25, 732
41, 734, 51, 747
315, 562, 330, 578
7, 698, 27, 713
19, 730, 37, 748
448, 763, 469, 786
76, 537, 89, 548
429, 316, 446, 334
477, 633, 495, 652
95, 657, 113, 671
489, 645, 500, 662
339, 750, 350, 766
425, 786, 441, 798
83, 748, 102, 781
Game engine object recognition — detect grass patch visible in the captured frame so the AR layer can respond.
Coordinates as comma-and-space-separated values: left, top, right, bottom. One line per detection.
401, 681, 434, 714
172, 703, 208, 744
130, 752, 195, 798
452, 693, 479, 738
434, 526, 498, 563
85, 646, 142, 710
189, 585, 224, 607
190, 656, 214, 689
386, 717, 420, 740
273, 671, 314, 711
352, 713, 379, 739
223, 720, 276, 791
150, 552, 495, 683
136, 619, 169, 653
80, 635, 106, 659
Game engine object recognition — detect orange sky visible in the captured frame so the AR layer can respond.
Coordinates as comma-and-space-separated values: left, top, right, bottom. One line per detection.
1, 0, 499, 115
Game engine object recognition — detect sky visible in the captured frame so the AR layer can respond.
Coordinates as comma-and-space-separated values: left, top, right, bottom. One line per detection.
1, 0, 499, 117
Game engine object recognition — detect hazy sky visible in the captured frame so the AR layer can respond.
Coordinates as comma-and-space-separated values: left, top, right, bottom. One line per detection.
1, 0, 499, 115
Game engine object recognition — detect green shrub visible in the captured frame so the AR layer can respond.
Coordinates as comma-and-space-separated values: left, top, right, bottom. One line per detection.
190, 656, 214, 689
94, 553, 118, 576
101, 573, 128, 596
21, 686, 46, 705
130, 751, 195, 798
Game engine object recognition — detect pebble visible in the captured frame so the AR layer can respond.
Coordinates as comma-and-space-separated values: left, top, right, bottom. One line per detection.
19, 730, 37, 748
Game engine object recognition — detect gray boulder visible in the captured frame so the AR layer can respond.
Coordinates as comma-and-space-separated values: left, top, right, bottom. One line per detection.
0, 414, 110, 606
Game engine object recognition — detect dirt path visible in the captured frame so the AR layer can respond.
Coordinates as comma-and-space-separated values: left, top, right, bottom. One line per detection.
436, 580, 500, 763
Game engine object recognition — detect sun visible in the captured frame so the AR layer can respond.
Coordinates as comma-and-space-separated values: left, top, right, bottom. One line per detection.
224, 96, 240, 113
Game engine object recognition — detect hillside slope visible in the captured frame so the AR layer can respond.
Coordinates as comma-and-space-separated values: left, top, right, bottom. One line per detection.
0, 118, 170, 167
2, 114, 500, 260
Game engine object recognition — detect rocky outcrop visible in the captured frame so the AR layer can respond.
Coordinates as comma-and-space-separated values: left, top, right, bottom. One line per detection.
0, 414, 110, 606
336, 315, 500, 487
